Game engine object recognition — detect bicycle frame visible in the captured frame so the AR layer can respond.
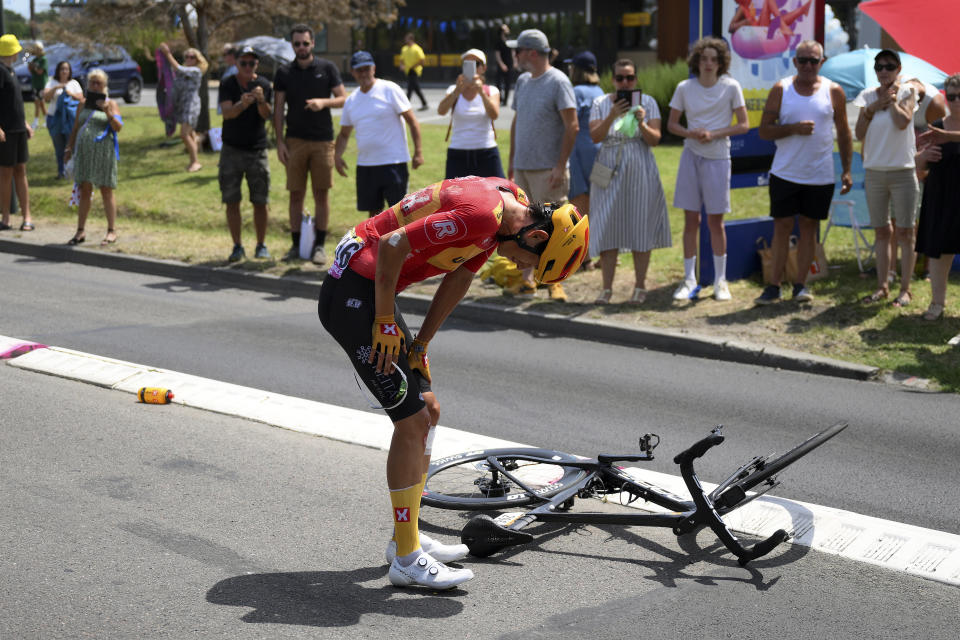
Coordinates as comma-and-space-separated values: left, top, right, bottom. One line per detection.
456, 428, 794, 565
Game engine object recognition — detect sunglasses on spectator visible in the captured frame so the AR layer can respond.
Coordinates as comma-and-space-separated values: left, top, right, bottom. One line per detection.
946, 93, 960, 102
796, 57, 821, 66
238, 60, 257, 67
184, 54, 197, 60
293, 41, 312, 48
614, 74, 636, 82
874, 63, 899, 72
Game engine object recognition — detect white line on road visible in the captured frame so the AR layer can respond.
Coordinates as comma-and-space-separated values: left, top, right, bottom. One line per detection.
3, 334, 958, 586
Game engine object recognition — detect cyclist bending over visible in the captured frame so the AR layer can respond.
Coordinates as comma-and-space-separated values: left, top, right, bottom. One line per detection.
318, 176, 588, 589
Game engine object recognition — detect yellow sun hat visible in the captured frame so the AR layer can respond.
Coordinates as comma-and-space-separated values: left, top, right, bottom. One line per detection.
0, 34, 23, 57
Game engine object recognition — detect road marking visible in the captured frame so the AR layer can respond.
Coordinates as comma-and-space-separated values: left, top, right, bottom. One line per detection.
4, 334, 959, 586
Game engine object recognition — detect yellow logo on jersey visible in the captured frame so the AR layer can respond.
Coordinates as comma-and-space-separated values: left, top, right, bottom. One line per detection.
426, 245, 485, 271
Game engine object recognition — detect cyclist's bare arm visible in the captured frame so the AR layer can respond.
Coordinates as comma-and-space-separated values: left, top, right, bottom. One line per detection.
417, 267, 475, 343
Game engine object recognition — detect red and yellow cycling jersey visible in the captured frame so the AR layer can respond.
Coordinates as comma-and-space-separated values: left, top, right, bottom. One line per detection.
332, 176, 529, 291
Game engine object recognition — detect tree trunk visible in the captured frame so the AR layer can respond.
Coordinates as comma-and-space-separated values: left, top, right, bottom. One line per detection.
29, 0, 36, 39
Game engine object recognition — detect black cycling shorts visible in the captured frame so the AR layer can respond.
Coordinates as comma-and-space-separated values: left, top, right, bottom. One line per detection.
318, 267, 429, 422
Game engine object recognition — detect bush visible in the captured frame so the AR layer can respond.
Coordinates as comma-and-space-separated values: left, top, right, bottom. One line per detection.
599, 59, 689, 142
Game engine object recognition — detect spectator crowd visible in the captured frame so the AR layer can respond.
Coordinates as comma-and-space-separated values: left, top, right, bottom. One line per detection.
1, 26, 958, 321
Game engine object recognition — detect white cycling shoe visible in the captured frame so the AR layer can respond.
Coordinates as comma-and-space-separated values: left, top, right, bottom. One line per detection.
385, 532, 470, 565
388, 550, 474, 590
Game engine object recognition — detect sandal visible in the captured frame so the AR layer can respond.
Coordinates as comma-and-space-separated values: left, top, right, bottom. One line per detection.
0, 221, 11, 231
20, 221, 35, 231
627, 287, 647, 305
67, 229, 85, 246
892, 291, 912, 308
861, 290, 888, 304
101, 229, 117, 246
923, 303, 944, 321
593, 289, 613, 305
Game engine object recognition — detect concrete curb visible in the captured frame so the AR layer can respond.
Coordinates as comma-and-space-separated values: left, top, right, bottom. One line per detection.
0, 236, 880, 381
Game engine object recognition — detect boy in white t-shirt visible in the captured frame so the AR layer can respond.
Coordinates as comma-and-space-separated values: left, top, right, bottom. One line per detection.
667, 37, 748, 301
334, 51, 424, 218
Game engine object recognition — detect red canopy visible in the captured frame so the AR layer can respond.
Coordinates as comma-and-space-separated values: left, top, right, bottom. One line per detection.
860, 0, 959, 75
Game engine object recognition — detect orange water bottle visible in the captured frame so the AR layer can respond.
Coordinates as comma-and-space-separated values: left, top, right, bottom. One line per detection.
138, 387, 174, 404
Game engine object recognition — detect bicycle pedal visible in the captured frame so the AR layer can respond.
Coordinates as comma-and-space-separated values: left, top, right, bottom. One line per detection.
461, 514, 534, 558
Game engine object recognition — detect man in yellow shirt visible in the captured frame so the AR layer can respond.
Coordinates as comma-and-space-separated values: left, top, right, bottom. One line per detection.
400, 32, 428, 111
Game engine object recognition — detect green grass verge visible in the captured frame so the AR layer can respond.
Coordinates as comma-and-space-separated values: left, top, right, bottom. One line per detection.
19, 106, 960, 391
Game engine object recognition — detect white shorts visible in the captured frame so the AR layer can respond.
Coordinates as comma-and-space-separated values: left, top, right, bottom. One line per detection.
673, 147, 731, 214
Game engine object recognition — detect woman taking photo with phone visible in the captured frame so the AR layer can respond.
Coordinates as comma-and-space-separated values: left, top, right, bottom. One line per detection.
587, 58, 671, 305
667, 36, 748, 301
64, 69, 122, 246
436, 48, 503, 179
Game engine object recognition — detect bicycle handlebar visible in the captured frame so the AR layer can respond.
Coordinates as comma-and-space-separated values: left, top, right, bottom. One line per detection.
674, 430, 789, 564
673, 433, 724, 465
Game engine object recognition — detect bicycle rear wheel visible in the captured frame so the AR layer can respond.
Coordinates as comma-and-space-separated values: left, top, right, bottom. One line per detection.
423, 448, 589, 511
714, 422, 847, 510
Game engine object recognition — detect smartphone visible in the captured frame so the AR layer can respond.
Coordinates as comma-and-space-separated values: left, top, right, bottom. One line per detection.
616, 89, 642, 107
85, 91, 106, 110
462, 59, 477, 79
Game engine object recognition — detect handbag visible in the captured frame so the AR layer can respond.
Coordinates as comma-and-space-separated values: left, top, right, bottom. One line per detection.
299, 214, 316, 260
756, 236, 829, 284
589, 143, 623, 188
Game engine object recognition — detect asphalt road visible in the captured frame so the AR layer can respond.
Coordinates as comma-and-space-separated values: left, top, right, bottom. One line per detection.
3, 362, 959, 639
2, 252, 959, 537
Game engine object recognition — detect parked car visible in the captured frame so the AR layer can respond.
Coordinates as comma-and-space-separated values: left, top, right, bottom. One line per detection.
14, 43, 143, 104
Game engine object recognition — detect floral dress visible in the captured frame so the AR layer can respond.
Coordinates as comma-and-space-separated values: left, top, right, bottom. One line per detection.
74, 108, 118, 189
172, 65, 202, 127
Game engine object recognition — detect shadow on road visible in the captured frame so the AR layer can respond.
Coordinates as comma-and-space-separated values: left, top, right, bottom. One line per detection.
206, 566, 465, 626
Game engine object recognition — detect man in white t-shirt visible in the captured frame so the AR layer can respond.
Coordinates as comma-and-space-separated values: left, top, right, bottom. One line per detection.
334, 51, 424, 218
667, 36, 749, 302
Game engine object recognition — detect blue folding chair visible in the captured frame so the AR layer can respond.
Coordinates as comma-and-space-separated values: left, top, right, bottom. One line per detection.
823, 151, 874, 272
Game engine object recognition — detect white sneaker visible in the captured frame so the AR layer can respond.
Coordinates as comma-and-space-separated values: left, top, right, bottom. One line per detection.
388, 551, 474, 589
385, 532, 470, 565
714, 280, 731, 301
673, 280, 701, 300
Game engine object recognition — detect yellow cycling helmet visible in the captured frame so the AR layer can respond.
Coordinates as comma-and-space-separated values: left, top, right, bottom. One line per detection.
0, 35, 23, 57
495, 201, 589, 283
534, 203, 589, 284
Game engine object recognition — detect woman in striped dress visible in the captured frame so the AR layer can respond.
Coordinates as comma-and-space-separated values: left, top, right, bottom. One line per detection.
588, 59, 671, 305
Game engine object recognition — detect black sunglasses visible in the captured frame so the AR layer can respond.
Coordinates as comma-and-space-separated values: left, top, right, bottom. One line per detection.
238, 60, 257, 67
292, 41, 312, 48
796, 56, 821, 66
614, 74, 636, 82
946, 93, 960, 102
874, 63, 899, 72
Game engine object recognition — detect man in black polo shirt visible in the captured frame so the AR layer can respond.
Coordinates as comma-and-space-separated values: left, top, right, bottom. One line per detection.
0, 34, 35, 232
218, 46, 273, 262
273, 24, 346, 264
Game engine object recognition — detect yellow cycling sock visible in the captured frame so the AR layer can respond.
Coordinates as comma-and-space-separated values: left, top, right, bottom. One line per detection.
389, 482, 423, 557
391, 474, 428, 544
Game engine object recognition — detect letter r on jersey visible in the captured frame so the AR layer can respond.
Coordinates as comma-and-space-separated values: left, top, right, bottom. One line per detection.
394, 507, 410, 522
432, 220, 459, 239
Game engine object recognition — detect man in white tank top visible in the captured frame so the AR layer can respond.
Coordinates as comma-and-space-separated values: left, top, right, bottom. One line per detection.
755, 40, 853, 305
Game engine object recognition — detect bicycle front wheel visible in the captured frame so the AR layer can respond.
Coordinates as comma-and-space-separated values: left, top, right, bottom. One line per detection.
423, 448, 590, 510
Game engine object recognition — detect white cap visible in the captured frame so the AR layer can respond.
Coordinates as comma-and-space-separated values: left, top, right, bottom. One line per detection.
461, 48, 486, 65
